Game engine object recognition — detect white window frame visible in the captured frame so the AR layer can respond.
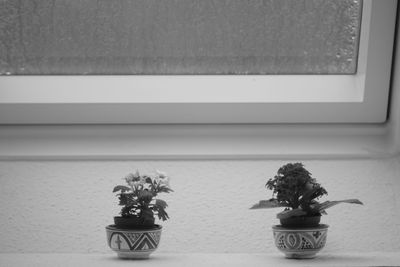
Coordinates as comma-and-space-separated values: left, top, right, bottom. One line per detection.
0, 0, 399, 160
0, 0, 396, 124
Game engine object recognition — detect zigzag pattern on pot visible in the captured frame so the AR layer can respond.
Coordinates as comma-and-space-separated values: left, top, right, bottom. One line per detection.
109, 231, 161, 251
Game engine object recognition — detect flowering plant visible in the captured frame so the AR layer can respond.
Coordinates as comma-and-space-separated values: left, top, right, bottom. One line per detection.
113, 170, 173, 227
251, 163, 362, 223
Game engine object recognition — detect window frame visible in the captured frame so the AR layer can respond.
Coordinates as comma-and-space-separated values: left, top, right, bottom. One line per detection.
0, 0, 399, 160
0, 0, 397, 124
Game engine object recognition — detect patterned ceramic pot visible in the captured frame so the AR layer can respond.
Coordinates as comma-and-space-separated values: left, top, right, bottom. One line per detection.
272, 224, 328, 259
106, 225, 162, 259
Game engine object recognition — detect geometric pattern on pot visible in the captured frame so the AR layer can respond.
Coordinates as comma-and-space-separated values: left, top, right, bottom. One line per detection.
274, 231, 327, 250
109, 231, 161, 251
272, 224, 329, 258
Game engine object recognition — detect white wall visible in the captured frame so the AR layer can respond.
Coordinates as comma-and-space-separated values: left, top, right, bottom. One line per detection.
1, 2, 400, 256
1, 158, 399, 253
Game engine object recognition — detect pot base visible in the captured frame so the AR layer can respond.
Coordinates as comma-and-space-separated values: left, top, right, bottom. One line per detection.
283, 250, 319, 259
117, 251, 150, 259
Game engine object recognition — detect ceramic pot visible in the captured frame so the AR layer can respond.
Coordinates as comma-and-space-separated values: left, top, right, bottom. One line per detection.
272, 224, 328, 259
106, 224, 162, 259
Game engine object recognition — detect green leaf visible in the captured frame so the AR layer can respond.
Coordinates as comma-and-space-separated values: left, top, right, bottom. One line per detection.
155, 199, 168, 209
155, 208, 169, 221
152, 199, 169, 221
277, 208, 307, 219
118, 194, 128, 206
250, 199, 288, 209
113, 185, 131, 193
118, 193, 137, 206
312, 199, 363, 213
126, 196, 138, 206
299, 187, 324, 205
158, 186, 174, 194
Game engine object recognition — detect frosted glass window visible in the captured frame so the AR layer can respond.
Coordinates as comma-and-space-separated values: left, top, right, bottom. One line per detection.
0, 0, 362, 75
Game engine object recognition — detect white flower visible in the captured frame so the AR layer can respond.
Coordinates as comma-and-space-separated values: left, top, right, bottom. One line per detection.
156, 170, 168, 179
125, 173, 135, 184
160, 176, 170, 187
125, 170, 141, 186
142, 182, 152, 191
140, 176, 147, 184
133, 170, 140, 178
155, 170, 170, 187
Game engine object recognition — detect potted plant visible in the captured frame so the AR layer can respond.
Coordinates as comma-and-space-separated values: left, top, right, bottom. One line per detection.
106, 170, 173, 259
251, 163, 363, 259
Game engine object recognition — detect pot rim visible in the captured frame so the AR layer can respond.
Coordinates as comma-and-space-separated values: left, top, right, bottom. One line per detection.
106, 224, 162, 232
272, 224, 329, 231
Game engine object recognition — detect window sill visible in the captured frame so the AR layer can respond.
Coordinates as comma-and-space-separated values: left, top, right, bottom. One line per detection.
1, 252, 399, 267
0, 123, 397, 160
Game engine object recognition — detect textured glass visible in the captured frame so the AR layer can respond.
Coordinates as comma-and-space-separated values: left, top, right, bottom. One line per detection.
0, 0, 362, 75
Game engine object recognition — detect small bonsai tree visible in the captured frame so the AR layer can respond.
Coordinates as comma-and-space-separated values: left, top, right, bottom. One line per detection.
251, 163, 363, 222
113, 170, 173, 228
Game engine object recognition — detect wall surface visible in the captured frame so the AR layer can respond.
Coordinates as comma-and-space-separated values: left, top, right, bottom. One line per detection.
1, 158, 399, 253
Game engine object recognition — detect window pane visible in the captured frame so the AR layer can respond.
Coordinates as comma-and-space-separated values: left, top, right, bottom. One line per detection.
0, 0, 362, 75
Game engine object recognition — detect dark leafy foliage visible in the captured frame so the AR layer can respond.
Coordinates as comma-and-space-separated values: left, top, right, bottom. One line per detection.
251, 163, 363, 220
113, 170, 173, 227
265, 163, 327, 211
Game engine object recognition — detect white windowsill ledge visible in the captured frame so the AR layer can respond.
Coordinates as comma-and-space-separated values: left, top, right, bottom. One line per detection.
0, 123, 397, 160
1, 253, 399, 267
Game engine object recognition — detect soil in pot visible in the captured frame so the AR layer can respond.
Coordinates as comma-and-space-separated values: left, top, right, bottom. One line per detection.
279, 215, 321, 228
114, 216, 156, 229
